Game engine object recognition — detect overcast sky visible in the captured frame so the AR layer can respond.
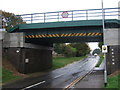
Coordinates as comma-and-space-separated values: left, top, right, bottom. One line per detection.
1, 0, 120, 14
1, 0, 120, 50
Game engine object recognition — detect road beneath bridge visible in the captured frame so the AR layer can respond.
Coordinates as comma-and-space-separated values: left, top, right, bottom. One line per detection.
3, 55, 100, 89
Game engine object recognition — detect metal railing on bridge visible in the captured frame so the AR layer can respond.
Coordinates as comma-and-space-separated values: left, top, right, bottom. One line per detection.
1, 7, 120, 29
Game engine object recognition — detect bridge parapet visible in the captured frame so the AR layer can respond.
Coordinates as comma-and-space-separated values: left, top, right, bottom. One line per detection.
18, 8, 119, 24
1, 7, 120, 30
118, 1, 120, 20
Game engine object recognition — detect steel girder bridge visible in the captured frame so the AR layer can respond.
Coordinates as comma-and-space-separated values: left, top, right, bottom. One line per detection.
6, 7, 120, 43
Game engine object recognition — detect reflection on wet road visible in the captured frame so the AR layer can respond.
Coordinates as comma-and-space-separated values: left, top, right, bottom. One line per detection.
22, 56, 99, 89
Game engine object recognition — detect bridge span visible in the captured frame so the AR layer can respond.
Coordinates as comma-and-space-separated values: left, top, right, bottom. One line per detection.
1, 7, 120, 74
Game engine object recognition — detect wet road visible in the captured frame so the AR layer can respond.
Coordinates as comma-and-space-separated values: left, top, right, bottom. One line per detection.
22, 56, 99, 89
3, 56, 99, 89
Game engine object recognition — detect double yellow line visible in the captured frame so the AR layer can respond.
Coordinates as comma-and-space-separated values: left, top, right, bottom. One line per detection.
64, 76, 84, 89
63, 69, 94, 90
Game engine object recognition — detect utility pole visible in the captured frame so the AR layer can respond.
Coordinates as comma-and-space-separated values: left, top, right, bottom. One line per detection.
101, 0, 107, 87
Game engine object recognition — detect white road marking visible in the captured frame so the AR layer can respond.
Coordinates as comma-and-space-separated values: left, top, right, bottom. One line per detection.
21, 73, 64, 90
21, 81, 46, 90
53, 74, 64, 79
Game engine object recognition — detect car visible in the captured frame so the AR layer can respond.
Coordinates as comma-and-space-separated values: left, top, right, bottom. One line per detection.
94, 53, 98, 56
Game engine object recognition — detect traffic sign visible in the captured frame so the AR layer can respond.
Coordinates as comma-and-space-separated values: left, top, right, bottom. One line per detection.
62, 11, 69, 18
102, 45, 108, 53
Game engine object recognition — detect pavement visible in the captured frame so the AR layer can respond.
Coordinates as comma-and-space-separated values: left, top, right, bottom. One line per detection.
73, 58, 105, 89
73, 69, 104, 89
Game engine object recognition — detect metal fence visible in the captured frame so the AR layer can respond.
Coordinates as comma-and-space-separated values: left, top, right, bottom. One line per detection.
18, 7, 120, 24
1, 7, 120, 29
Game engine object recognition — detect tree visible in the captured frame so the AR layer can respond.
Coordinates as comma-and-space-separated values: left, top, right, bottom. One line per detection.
63, 45, 76, 57
98, 42, 103, 50
70, 43, 90, 57
1, 10, 25, 30
53, 43, 66, 54
54, 43, 90, 57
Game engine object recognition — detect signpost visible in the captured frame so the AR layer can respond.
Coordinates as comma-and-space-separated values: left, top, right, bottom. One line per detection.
102, 45, 108, 87
101, 0, 107, 87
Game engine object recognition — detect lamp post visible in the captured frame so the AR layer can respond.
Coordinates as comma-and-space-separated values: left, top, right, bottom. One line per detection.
101, 0, 107, 87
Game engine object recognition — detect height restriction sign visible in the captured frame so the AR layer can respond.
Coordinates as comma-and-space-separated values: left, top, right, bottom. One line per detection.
102, 45, 108, 53
62, 11, 69, 18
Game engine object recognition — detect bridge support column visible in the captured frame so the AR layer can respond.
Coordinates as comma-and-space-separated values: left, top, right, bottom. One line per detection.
0, 31, 4, 70
106, 45, 120, 75
104, 28, 120, 75
3, 32, 53, 74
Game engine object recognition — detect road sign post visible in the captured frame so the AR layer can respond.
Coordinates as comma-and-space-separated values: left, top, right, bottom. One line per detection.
102, 45, 108, 87
102, 0, 107, 87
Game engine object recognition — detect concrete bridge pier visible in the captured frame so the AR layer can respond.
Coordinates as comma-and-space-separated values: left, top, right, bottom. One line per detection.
3, 33, 53, 74
104, 28, 120, 75
105, 2, 120, 75
0, 31, 4, 70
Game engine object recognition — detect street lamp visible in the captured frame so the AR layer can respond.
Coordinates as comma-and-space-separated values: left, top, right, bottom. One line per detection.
101, 0, 107, 87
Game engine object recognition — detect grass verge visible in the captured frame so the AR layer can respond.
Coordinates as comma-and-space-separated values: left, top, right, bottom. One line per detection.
1, 56, 86, 83
52, 56, 87, 69
96, 55, 104, 67
1, 68, 21, 83
105, 74, 120, 88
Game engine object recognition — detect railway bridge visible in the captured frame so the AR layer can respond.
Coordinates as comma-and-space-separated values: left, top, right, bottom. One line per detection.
2, 7, 120, 74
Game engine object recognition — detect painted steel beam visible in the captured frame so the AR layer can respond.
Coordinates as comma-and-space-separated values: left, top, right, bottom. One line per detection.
8, 19, 120, 33
25, 36, 103, 43
25, 32, 103, 39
